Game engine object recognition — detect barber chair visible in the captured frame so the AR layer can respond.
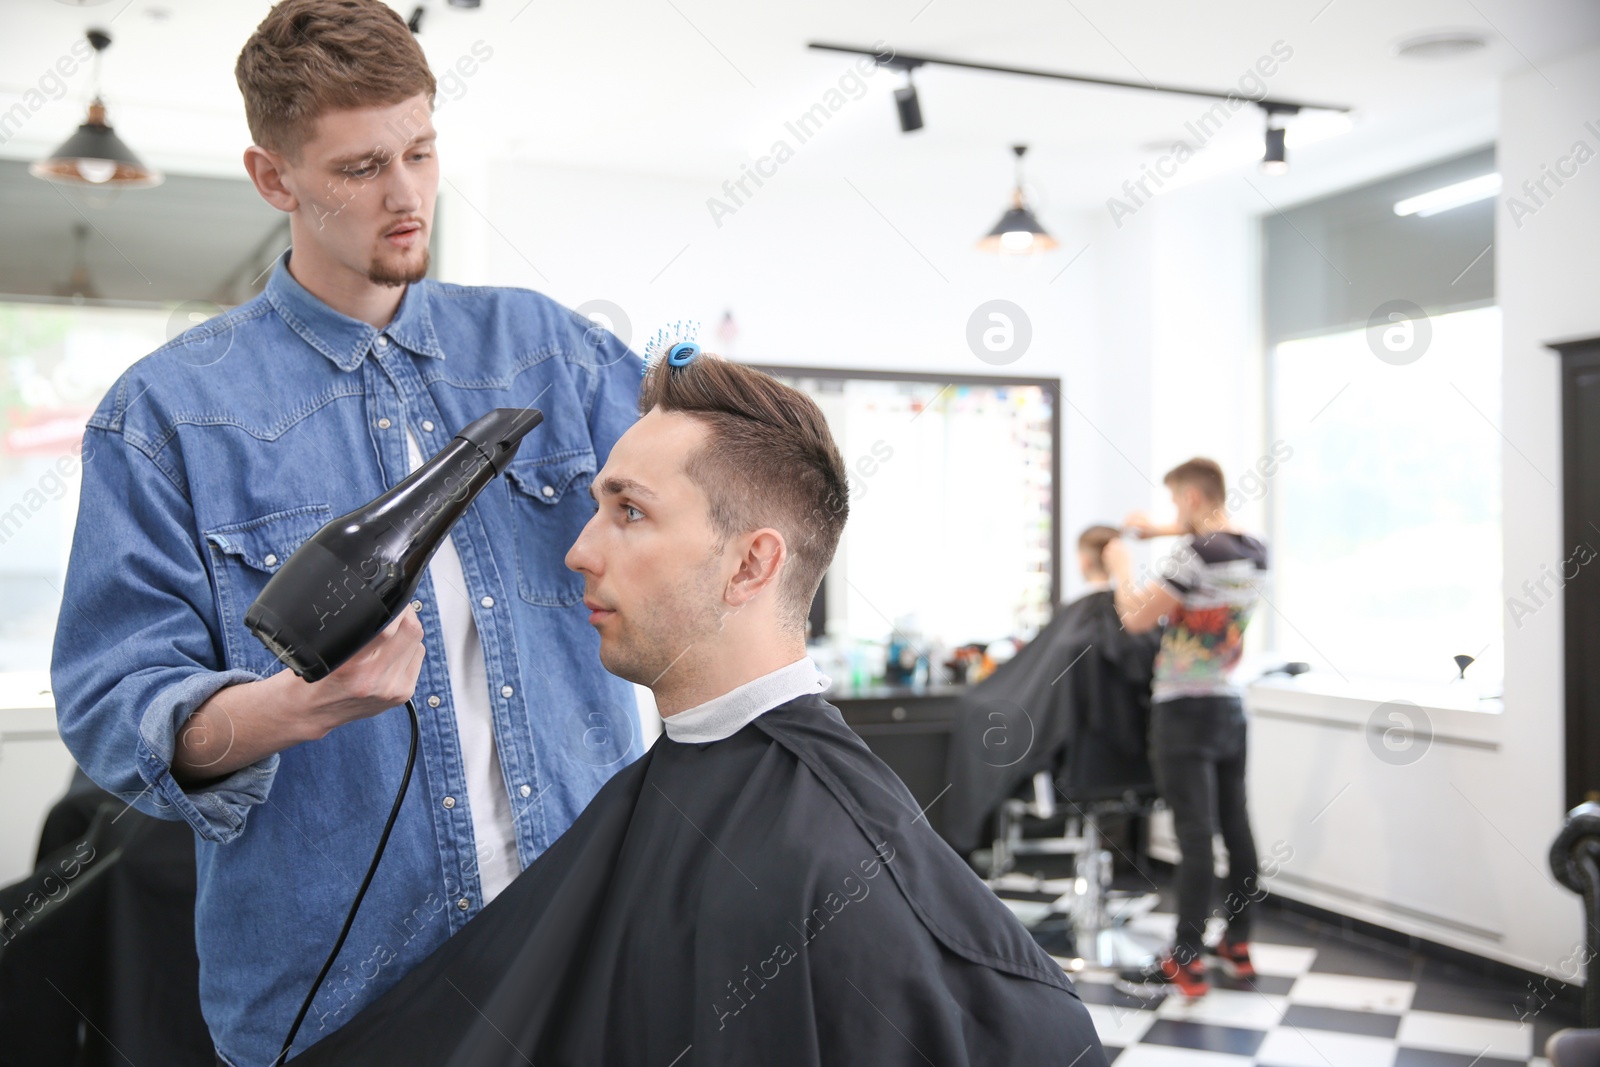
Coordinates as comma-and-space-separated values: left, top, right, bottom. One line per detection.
980, 731, 1164, 969
0, 777, 213, 1067
1543, 801, 1600, 1065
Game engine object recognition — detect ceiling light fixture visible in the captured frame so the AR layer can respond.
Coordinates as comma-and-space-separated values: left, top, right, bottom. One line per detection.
1259, 103, 1297, 175
1393, 173, 1501, 217
894, 69, 924, 133
978, 145, 1058, 254
31, 29, 162, 189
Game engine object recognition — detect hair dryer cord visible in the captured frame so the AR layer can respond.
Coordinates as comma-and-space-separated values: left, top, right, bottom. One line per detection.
273, 696, 420, 1065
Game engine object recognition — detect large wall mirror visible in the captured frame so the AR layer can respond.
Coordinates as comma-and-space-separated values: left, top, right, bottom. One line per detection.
754, 365, 1060, 689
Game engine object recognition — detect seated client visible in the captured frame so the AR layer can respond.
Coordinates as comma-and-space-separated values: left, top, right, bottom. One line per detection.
293, 348, 1107, 1067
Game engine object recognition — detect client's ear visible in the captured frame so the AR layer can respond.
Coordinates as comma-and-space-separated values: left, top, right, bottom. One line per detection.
724, 528, 787, 609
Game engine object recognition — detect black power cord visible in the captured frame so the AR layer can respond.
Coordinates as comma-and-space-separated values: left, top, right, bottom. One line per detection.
273, 697, 421, 1065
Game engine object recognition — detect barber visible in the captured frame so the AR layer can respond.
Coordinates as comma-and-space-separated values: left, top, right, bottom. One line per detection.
49, 2, 641, 1063
1103, 458, 1269, 999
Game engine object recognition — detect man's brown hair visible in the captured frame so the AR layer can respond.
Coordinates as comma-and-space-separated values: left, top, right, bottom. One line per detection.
639, 352, 849, 633
1077, 524, 1121, 574
236, 0, 436, 159
1164, 457, 1226, 504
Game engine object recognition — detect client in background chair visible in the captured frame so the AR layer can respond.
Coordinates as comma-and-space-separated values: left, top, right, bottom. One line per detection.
943, 525, 1161, 862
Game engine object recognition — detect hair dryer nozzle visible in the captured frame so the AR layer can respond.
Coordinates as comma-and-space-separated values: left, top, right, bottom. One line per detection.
455, 408, 543, 474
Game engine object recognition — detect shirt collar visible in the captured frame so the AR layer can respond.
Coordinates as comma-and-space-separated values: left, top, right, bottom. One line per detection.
263, 247, 446, 372
661, 657, 830, 745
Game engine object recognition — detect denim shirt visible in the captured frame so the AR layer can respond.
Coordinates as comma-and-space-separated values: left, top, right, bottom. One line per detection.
50, 250, 645, 1065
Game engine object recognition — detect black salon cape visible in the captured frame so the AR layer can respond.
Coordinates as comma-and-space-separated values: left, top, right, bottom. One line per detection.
943, 591, 1162, 856
293, 694, 1106, 1067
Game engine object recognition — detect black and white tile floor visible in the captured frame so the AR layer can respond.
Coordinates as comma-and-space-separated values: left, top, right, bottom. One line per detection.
995, 878, 1577, 1066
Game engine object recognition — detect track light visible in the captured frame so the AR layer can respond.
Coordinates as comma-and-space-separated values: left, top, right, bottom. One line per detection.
894, 71, 923, 133
1258, 103, 1297, 176
979, 145, 1058, 254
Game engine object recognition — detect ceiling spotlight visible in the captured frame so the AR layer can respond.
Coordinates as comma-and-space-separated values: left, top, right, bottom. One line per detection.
1258, 103, 1297, 176
31, 29, 162, 189
894, 72, 923, 133
978, 144, 1058, 254
878, 57, 926, 134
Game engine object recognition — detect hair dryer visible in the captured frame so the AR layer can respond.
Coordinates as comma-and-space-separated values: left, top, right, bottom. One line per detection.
245, 406, 543, 682
246, 406, 542, 1067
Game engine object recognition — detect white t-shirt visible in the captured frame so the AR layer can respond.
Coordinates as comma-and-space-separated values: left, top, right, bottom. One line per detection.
405, 429, 521, 902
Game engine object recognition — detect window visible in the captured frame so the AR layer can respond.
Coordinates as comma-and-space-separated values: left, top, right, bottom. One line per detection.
1267, 305, 1502, 688
0, 300, 167, 673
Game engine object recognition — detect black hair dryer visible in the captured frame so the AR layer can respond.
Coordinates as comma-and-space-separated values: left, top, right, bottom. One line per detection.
244, 408, 542, 682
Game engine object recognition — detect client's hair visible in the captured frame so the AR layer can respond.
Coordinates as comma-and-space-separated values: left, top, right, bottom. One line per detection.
1077, 525, 1121, 575
639, 352, 848, 633
236, 0, 436, 159
1163, 457, 1226, 505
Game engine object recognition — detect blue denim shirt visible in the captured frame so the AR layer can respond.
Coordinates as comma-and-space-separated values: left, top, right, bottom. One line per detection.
50, 250, 645, 1065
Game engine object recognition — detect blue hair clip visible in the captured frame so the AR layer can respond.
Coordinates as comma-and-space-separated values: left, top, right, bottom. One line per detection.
667, 341, 700, 366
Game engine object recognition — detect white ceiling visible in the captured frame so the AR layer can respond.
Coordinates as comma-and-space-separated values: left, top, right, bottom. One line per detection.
3, 0, 1598, 214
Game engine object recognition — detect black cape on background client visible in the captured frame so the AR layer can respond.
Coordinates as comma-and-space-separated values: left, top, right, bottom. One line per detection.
293, 694, 1107, 1066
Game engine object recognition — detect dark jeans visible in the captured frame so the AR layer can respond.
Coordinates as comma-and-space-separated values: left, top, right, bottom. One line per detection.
1149, 694, 1259, 963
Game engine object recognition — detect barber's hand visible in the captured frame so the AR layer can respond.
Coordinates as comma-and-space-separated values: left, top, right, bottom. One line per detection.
300, 604, 426, 734
1121, 510, 1162, 539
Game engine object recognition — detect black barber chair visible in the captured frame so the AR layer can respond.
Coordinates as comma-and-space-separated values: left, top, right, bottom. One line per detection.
1545, 802, 1600, 1065
983, 725, 1164, 968
0, 773, 213, 1067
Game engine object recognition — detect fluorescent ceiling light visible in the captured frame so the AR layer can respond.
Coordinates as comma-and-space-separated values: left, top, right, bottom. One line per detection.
1393, 173, 1501, 217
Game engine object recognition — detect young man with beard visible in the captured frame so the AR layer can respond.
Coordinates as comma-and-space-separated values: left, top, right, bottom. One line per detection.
50, 2, 642, 1062
288, 350, 1109, 1066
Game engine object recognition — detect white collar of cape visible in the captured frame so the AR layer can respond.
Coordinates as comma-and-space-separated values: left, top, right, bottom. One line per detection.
661, 656, 831, 744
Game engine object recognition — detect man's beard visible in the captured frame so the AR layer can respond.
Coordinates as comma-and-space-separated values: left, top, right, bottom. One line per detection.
601, 559, 726, 690
368, 246, 430, 287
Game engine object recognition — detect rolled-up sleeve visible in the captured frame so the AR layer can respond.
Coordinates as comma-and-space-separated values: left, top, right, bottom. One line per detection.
51, 424, 275, 844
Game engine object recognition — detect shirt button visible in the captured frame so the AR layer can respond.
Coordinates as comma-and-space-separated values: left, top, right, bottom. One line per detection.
263, 553, 277, 567
500, 685, 514, 698
427, 694, 441, 708
421, 420, 434, 432
480, 595, 494, 608
375, 335, 389, 348
457, 897, 470, 911
377, 417, 392, 429
411, 599, 423, 612
442, 796, 456, 809
519, 784, 532, 798
541, 485, 555, 498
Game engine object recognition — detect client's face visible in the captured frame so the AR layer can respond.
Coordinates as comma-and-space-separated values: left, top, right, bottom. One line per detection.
565, 409, 728, 686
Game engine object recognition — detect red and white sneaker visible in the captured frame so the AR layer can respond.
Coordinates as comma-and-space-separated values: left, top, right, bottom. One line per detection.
1211, 939, 1257, 979
1117, 951, 1210, 998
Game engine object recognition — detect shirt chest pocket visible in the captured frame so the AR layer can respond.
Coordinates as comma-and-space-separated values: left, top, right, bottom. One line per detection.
503, 451, 595, 607
203, 503, 334, 674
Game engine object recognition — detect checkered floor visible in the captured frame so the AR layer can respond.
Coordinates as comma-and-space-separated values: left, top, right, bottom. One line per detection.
994, 879, 1575, 1067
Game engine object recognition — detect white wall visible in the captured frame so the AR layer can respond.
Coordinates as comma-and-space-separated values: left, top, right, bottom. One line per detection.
1491, 42, 1600, 973
439, 156, 1154, 606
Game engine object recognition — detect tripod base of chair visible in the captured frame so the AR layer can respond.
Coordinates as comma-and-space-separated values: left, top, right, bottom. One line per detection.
981, 772, 1161, 971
